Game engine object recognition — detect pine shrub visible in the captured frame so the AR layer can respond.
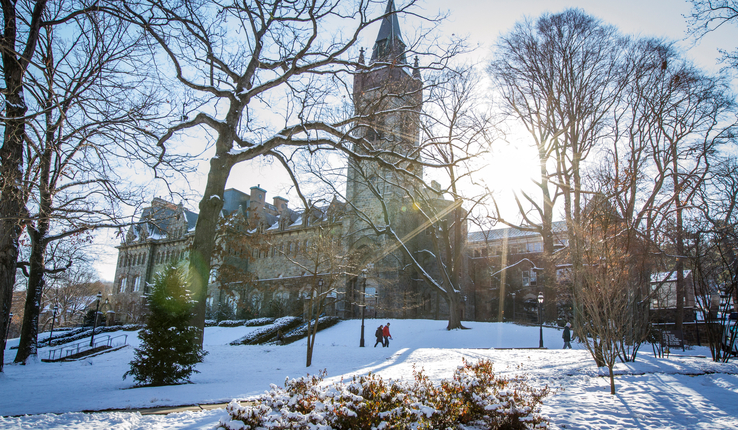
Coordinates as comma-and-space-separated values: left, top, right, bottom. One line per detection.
124, 266, 207, 386
218, 359, 550, 429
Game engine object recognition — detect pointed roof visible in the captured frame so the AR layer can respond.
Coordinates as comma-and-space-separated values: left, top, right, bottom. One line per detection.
370, 0, 407, 64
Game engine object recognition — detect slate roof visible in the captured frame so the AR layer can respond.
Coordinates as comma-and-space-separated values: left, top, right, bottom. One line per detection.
371, 0, 407, 64
467, 220, 567, 244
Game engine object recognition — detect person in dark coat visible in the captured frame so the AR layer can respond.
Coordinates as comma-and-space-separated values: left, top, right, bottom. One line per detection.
374, 325, 384, 347
382, 322, 392, 347
562, 322, 572, 349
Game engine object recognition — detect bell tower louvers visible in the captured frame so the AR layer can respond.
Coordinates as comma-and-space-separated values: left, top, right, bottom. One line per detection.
347, 0, 423, 248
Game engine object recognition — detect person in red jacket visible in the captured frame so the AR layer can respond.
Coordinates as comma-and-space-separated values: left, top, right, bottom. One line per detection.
382, 322, 392, 347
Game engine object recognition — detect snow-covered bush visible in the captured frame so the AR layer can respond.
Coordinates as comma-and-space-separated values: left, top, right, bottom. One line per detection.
218, 319, 247, 327
218, 359, 549, 429
230, 316, 302, 345
244, 317, 276, 327
279, 316, 341, 344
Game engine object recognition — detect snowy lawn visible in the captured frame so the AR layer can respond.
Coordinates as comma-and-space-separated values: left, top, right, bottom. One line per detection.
1, 319, 737, 429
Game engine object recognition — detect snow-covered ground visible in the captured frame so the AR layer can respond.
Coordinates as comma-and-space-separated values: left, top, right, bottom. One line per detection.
1, 319, 737, 429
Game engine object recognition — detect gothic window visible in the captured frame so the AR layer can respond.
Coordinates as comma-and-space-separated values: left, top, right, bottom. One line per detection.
522, 270, 537, 287
274, 288, 289, 302
120, 277, 128, 293
133, 276, 141, 292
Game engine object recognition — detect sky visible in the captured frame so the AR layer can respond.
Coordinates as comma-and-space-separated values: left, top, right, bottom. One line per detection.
2, 319, 737, 428
92, 0, 738, 282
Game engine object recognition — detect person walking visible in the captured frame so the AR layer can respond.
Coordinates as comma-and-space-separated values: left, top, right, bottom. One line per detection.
374, 325, 384, 347
562, 322, 572, 349
382, 322, 392, 347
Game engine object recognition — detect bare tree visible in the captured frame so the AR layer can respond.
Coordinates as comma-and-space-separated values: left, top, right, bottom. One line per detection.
113, 0, 456, 342
43, 259, 103, 329
576, 195, 652, 394
1, 0, 50, 372
621, 41, 733, 331
489, 9, 629, 321
278, 226, 355, 367
10, 5, 164, 364
688, 157, 738, 361
1, 0, 111, 371
687, 0, 738, 68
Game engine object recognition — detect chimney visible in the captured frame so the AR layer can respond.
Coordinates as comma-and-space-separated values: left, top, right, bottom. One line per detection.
273, 196, 289, 214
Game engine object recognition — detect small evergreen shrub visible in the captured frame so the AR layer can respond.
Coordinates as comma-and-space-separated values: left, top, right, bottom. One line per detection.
124, 266, 207, 386
218, 359, 550, 430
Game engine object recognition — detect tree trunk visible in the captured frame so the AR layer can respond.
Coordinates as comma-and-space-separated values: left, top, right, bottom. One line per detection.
189, 154, 232, 345
0, 0, 48, 373
306, 298, 314, 367
609, 364, 616, 395
15, 96, 56, 364
445, 291, 465, 330
673, 146, 685, 332
14, 227, 47, 363
0, 77, 28, 373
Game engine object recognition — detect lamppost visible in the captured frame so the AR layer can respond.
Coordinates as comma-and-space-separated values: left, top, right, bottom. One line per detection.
49, 304, 59, 346
90, 291, 102, 347
511, 292, 516, 322
359, 269, 367, 347
538, 292, 544, 348
5, 312, 12, 341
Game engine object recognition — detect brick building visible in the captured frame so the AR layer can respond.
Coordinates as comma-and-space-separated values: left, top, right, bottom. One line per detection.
466, 221, 568, 322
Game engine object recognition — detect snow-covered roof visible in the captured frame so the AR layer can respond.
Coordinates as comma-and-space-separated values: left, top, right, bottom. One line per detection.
467, 221, 567, 244
651, 270, 692, 283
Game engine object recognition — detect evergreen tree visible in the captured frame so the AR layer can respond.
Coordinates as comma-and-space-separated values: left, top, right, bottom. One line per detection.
124, 266, 207, 386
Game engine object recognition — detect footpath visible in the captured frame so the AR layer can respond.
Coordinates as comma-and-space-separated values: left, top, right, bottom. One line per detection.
93, 402, 232, 416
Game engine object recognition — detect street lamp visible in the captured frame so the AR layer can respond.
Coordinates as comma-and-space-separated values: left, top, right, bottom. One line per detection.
5, 312, 12, 341
359, 269, 367, 347
538, 292, 544, 348
49, 304, 59, 346
90, 292, 102, 347
511, 292, 516, 322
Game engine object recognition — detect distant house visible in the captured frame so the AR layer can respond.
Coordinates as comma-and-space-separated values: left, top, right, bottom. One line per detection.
466, 221, 568, 322
650, 270, 696, 323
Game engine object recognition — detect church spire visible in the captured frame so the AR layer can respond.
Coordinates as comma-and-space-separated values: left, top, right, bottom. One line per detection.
370, 0, 407, 65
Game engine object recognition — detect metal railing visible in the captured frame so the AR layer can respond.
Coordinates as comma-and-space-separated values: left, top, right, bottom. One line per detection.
47, 334, 128, 361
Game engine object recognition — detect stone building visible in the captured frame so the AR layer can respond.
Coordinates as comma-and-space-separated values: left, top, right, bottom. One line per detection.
112, 0, 465, 323
111, 197, 198, 322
